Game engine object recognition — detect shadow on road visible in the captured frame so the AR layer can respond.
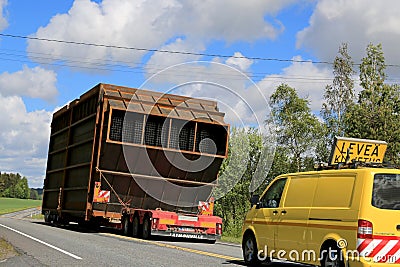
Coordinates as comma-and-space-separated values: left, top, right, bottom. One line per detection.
31, 221, 101, 234
31, 221, 220, 244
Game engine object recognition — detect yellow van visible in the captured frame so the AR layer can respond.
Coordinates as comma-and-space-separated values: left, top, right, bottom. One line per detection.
242, 138, 400, 267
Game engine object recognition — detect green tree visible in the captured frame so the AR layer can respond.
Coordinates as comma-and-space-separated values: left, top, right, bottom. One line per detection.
320, 43, 355, 161
0, 173, 30, 199
259, 146, 291, 190
359, 43, 386, 92
30, 189, 40, 200
267, 84, 322, 171
345, 43, 400, 163
214, 127, 274, 238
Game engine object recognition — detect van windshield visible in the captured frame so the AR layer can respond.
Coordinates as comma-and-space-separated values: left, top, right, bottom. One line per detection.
372, 174, 400, 210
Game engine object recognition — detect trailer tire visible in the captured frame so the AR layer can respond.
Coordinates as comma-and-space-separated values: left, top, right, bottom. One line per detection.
142, 216, 151, 240
122, 216, 131, 236
44, 213, 50, 223
49, 214, 57, 225
132, 215, 140, 238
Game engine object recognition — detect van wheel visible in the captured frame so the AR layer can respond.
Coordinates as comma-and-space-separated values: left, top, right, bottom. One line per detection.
321, 244, 344, 267
122, 216, 131, 236
242, 234, 260, 265
132, 215, 140, 238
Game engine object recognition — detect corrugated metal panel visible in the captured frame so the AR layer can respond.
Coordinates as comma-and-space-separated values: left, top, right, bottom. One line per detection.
136, 93, 154, 103
108, 99, 126, 110
105, 90, 120, 98
102, 84, 226, 124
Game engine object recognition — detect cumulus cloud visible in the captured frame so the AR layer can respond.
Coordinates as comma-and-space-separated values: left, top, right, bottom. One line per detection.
145, 38, 204, 76
0, 95, 52, 187
258, 56, 332, 112
0, 65, 57, 187
0, 0, 8, 31
141, 58, 268, 128
226, 52, 254, 72
297, 0, 400, 67
0, 65, 58, 101
142, 55, 332, 130
28, 0, 296, 69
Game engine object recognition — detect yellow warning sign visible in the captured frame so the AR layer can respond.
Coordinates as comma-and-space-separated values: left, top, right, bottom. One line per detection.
329, 137, 387, 165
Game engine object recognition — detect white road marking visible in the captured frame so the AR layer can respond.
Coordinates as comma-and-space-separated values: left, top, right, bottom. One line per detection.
0, 223, 82, 260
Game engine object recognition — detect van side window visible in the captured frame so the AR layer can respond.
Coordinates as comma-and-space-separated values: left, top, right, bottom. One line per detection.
259, 178, 287, 208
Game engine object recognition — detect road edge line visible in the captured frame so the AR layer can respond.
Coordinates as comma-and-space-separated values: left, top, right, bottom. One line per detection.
0, 223, 82, 260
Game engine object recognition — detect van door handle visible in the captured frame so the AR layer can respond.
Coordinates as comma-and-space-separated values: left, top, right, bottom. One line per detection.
397, 225, 400, 231
272, 210, 278, 215
281, 210, 287, 215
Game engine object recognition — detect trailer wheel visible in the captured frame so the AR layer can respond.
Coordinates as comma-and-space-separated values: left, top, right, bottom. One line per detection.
132, 215, 140, 238
44, 213, 50, 223
49, 214, 57, 225
142, 216, 151, 239
122, 216, 131, 236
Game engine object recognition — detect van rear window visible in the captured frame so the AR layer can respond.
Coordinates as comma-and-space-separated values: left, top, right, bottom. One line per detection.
372, 174, 400, 210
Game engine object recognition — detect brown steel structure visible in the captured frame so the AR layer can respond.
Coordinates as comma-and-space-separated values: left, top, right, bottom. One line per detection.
42, 83, 229, 223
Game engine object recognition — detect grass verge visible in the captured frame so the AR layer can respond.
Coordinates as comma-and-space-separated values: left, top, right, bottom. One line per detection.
30, 214, 44, 220
221, 235, 241, 244
0, 238, 18, 260
0, 198, 41, 215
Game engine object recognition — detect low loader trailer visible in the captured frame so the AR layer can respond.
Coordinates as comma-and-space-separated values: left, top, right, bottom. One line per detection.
42, 83, 229, 242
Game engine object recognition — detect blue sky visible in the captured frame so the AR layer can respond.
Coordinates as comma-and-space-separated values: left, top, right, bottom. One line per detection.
1, 0, 399, 187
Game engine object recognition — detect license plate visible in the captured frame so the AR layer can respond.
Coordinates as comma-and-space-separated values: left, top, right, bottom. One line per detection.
170, 233, 203, 239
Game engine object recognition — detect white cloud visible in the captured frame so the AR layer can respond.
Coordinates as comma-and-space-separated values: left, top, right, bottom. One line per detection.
226, 52, 254, 72
0, 65, 57, 187
174, 0, 291, 42
220, 56, 333, 126
297, 0, 400, 67
145, 38, 204, 76
0, 0, 8, 31
258, 56, 332, 112
141, 59, 270, 128
28, 0, 297, 69
0, 95, 52, 188
0, 65, 58, 102
142, 56, 332, 130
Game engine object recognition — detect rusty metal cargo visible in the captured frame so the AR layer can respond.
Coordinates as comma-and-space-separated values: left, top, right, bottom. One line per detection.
42, 83, 229, 241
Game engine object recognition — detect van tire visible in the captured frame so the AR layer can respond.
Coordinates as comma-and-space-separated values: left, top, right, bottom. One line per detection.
320, 243, 344, 267
242, 233, 261, 265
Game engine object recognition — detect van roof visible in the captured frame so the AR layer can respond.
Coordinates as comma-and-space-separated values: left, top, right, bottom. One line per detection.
275, 167, 400, 179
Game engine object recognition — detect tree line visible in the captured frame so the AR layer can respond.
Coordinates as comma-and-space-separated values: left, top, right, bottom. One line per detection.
214, 42, 400, 238
0, 172, 41, 200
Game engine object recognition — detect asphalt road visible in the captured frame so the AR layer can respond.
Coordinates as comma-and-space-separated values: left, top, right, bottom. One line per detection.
0, 211, 303, 267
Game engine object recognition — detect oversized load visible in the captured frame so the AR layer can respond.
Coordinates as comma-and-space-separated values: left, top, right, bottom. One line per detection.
42, 83, 229, 241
